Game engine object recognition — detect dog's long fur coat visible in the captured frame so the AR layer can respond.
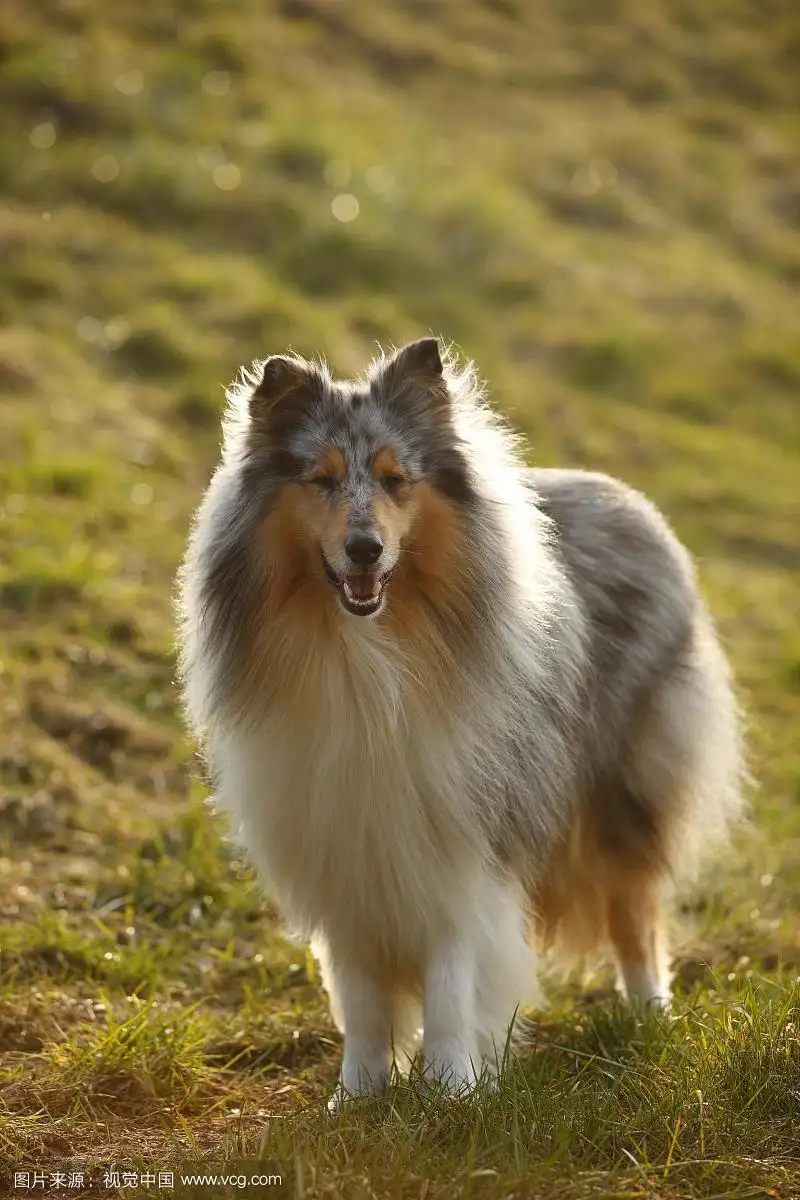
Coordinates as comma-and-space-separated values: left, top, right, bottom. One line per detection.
177, 338, 744, 1100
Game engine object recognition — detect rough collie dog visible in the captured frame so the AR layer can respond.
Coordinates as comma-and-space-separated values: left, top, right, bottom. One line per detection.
177, 337, 744, 1104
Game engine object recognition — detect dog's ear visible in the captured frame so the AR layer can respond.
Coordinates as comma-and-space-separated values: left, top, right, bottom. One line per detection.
249, 355, 318, 420
375, 338, 451, 420
386, 338, 444, 379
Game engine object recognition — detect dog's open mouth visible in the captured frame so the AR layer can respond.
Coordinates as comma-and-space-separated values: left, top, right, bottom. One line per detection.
322, 557, 391, 617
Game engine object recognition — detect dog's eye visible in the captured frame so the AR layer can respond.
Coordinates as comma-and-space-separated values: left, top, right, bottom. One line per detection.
380, 475, 407, 495
312, 475, 339, 492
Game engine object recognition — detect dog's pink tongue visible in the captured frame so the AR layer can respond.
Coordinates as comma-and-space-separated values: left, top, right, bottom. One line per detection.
347, 572, 378, 599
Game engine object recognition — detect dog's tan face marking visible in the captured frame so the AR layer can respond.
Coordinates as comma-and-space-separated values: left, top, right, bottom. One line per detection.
260, 485, 329, 617
369, 447, 417, 555
302, 482, 352, 576
309, 447, 347, 487
371, 447, 410, 496
371, 447, 401, 478
388, 483, 464, 619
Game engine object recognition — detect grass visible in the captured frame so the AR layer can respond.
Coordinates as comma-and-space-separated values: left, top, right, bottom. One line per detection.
1, 0, 799, 1195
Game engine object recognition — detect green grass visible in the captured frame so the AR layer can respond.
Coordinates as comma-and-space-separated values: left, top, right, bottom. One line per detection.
1, 0, 799, 1195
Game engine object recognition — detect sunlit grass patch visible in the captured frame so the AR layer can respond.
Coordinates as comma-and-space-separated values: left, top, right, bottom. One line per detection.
257, 982, 799, 1199
0, 912, 173, 994
39, 999, 215, 1116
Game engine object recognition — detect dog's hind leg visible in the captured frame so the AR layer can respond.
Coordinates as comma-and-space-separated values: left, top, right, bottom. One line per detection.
607, 874, 671, 1009
605, 619, 744, 1010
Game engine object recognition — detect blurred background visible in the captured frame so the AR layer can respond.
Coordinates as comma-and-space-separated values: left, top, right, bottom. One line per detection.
0, 0, 798, 1177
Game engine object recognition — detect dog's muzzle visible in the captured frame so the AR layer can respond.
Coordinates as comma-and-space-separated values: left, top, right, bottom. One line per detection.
322, 555, 393, 617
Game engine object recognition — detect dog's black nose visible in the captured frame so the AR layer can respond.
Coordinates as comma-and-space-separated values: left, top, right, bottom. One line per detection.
345, 530, 383, 566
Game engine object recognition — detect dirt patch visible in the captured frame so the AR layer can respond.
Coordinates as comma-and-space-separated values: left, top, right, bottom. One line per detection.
28, 693, 173, 779
0, 993, 102, 1053
206, 1027, 339, 1074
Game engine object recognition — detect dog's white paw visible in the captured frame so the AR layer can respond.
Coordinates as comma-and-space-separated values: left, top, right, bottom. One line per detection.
620, 964, 672, 1012
327, 1085, 350, 1114
421, 1052, 482, 1098
327, 1071, 387, 1113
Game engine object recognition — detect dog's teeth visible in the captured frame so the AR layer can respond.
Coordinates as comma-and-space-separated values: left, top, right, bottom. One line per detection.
344, 582, 379, 605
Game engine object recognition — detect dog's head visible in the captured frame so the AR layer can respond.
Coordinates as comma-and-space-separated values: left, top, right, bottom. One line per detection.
244, 338, 476, 619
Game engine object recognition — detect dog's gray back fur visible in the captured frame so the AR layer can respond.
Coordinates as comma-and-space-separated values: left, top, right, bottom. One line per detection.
524, 466, 744, 874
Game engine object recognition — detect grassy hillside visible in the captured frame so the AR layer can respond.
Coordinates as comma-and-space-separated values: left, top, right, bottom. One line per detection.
1, 0, 798, 1195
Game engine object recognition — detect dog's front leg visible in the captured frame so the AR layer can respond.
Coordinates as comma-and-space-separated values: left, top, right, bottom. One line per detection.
423, 931, 480, 1094
327, 958, 392, 1110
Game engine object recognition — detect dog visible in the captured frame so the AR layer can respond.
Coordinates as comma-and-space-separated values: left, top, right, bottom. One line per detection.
176, 337, 745, 1104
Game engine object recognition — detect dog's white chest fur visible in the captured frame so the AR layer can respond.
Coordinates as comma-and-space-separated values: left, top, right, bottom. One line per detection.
213, 620, 481, 967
